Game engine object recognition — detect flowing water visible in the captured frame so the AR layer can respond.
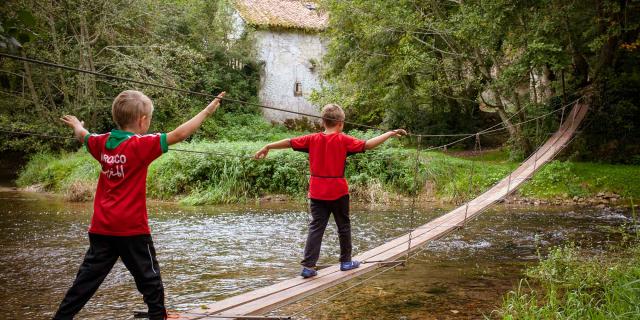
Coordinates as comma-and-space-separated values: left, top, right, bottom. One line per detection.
0, 187, 633, 319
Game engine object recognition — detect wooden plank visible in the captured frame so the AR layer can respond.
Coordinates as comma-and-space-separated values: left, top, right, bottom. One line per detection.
217, 226, 454, 317
175, 102, 588, 319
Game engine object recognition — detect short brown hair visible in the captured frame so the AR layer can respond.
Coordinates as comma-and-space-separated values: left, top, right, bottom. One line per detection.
111, 90, 153, 129
321, 103, 345, 128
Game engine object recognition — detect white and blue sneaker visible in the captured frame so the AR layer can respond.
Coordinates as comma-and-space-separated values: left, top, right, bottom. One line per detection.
301, 267, 317, 278
340, 261, 360, 271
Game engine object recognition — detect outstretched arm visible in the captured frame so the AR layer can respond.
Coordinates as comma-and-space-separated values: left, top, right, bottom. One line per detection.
364, 129, 407, 150
166, 92, 226, 145
60, 115, 89, 144
254, 139, 291, 159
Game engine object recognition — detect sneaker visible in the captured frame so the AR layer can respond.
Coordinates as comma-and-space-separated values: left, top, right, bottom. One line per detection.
340, 261, 361, 271
300, 267, 317, 278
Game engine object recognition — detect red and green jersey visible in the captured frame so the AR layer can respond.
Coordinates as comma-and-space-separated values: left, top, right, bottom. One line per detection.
84, 129, 168, 236
290, 132, 366, 200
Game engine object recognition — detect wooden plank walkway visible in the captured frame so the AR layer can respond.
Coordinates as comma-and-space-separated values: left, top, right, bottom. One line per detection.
174, 101, 589, 320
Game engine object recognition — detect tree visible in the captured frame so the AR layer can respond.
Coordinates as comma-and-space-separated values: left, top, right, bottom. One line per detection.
0, 0, 260, 154
316, 0, 640, 160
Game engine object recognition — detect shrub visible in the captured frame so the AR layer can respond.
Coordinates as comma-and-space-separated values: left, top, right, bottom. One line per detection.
16, 141, 640, 204
496, 243, 640, 319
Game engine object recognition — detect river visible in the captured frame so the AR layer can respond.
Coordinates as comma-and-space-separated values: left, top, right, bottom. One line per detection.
0, 188, 633, 319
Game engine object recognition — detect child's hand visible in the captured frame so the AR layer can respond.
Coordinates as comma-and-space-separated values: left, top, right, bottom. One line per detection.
60, 115, 84, 129
60, 115, 89, 143
205, 91, 226, 115
391, 129, 407, 137
254, 146, 270, 160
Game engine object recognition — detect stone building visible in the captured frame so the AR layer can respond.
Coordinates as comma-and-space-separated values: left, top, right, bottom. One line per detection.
232, 0, 327, 122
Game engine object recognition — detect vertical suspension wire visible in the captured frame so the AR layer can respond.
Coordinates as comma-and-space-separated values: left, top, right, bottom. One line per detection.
406, 135, 422, 261
462, 133, 480, 227
536, 114, 541, 143
476, 133, 484, 200
560, 105, 566, 127
534, 114, 541, 170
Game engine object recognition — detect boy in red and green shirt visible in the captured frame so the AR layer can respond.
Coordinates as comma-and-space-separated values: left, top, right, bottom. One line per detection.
255, 104, 405, 278
54, 90, 225, 319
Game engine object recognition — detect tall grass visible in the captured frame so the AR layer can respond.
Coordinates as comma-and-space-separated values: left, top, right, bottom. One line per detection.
16, 139, 640, 204
520, 161, 640, 199
495, 243, 640, 319
148, 141, 310, 205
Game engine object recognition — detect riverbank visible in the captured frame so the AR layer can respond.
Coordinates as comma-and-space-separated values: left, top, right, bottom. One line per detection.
15, 140, 640, 206
494, 199, 640, 319
496, 237, 640, 319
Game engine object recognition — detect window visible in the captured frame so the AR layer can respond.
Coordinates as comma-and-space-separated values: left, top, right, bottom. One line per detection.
294, 81, 302, 96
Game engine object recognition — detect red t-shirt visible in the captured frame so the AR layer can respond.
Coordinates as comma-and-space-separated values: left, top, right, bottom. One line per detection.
290, 132, 366, 200
85, 130, 168, 236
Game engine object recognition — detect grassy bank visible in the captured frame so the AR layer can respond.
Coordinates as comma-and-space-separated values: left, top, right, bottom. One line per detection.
495, 236, 640, 319
16, 139, 640, 205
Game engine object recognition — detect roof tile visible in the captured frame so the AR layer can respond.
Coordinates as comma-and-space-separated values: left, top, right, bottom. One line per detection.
234, 0, 328, 31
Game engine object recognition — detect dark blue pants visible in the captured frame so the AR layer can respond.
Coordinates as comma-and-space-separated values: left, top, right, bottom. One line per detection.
301, 195, 352, 268
53, 233, 166, 320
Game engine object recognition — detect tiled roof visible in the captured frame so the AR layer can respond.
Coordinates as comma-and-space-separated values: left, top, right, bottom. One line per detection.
234, 0, 328, 31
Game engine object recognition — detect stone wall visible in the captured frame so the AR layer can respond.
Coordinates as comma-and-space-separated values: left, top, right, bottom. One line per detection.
253, 30, 325, 122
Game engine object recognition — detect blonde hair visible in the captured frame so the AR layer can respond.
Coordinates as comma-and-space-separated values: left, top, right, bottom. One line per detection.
111, 90, 153, 129
321, 103, 345, 128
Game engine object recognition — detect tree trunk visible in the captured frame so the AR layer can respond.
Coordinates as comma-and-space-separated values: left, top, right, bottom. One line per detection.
540, 65, 556, 100
529, 70, 538, 104
43, 78, 57, 112
561, 6, 589, 86
21, 50, 41, 110
512, 92, 533, 154
495, 105, 517, 137
77, 7, 98, 127
594, 1, 620, 80
47, 8, 70, 106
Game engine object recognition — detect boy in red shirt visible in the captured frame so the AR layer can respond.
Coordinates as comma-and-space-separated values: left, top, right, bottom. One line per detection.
54, 90, 225, 319
255, 104, 405, 278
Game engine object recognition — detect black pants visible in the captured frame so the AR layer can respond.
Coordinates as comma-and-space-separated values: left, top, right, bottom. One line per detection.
301, 195, 352, 268
53, 233, 166, 320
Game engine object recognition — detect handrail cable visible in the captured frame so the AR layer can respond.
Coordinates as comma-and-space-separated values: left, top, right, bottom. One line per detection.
0, 52, 582, 139
0, 52, 465, 138
0, 96, 582, 160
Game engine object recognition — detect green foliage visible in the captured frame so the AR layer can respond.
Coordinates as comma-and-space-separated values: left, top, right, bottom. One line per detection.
0, 0, 259, 154
0, 8, 36, 51
201, 113, 306, 142
3, 0, 638, 163
314, 0, 487, 138
317, 0, 640, 161
17, 141, 436, 204
497, 243, 640, 319
522, 161, 585, 198
16, 151, 99, 192
521, 161, 640, 199
576, 61, 640, 163
18, 142, 640, 205
147, 141, 310, 204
